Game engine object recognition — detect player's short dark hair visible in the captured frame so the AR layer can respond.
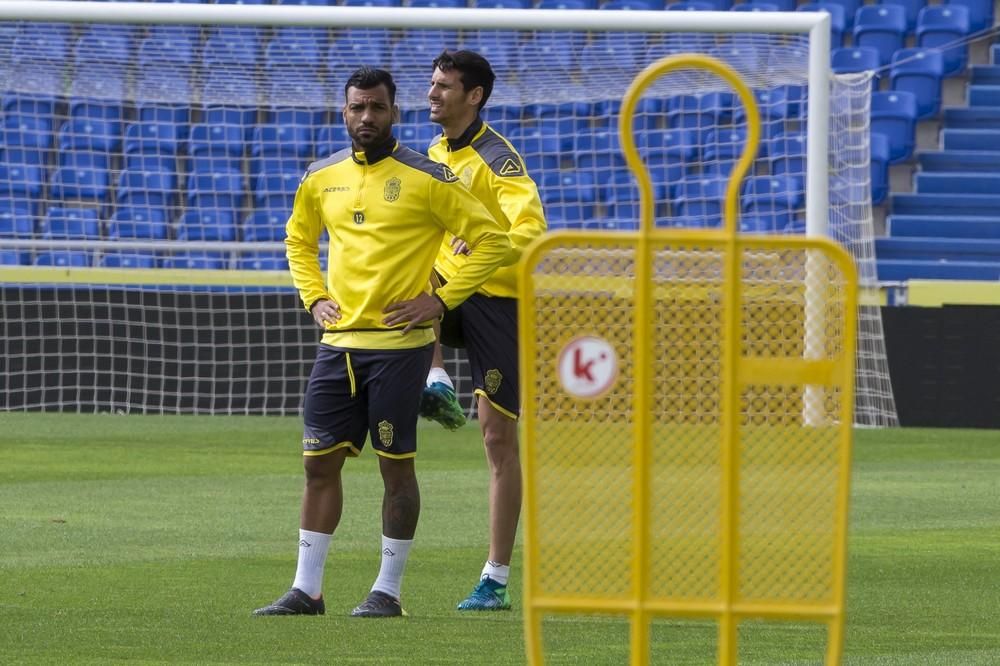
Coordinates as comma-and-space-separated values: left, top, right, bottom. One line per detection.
432, 49, 495, 111
344, 66, 397, 105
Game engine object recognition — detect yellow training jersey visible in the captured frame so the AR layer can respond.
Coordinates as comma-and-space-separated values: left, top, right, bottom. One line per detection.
285, 139, 510, 351
428, 119, 547, 299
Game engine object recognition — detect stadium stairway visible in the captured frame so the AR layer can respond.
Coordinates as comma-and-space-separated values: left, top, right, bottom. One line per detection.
881, 36, 1000, 282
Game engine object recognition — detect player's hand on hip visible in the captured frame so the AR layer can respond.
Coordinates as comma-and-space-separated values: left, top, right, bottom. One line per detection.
311, 299, 341, 328
383, 293, 444, 334
451, 236, 471, 256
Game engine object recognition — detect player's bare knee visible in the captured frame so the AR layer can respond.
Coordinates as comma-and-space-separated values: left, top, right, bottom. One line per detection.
303, 452, 345, 485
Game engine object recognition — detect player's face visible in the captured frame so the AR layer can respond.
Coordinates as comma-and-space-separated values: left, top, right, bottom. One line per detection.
343, 85, 397, 150
428, 67, 479, 126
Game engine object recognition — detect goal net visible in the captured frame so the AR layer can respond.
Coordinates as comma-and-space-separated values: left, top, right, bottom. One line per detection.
0, 2, 896, 424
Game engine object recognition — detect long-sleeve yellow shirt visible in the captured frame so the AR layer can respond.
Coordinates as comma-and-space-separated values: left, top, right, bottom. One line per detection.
428, 119, 547, 299
285, 138, 510, 350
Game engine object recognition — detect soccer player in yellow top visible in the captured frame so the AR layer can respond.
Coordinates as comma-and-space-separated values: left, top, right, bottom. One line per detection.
423, 50, 547, 610
253, 67, 510, 618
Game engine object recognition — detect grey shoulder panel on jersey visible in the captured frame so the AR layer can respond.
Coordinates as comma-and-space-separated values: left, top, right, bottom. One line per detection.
393, 145, 460, 183
303, 147, 353, 179
471, 128, 526, 177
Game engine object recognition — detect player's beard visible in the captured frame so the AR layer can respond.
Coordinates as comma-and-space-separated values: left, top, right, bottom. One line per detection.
349, 123, 392, 152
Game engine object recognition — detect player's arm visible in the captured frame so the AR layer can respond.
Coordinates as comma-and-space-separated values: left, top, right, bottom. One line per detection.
284, 173, 336, 321
432, 178, 511, 309
490, 166, 547, 266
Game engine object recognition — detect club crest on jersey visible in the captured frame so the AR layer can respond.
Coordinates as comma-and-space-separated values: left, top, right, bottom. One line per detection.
484, 369, 503, 395
353, 211, 365, 225
499, 158, 523, 177
378, 420, 394, 447
384, 177, 401, 202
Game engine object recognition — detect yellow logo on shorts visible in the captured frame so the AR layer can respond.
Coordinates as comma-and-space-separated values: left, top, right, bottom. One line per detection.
484, 369, 503, 395
378, 420, 394, 448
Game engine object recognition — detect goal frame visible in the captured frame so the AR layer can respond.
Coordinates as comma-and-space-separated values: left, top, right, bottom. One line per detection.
0, 1, 832, 239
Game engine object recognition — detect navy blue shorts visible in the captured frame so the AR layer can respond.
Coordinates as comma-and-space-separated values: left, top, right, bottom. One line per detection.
439, 291, 519, 418
301, 344, 434, 459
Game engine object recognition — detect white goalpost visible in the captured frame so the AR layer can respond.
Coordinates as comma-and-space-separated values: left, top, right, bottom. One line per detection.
0, 1, 896, 425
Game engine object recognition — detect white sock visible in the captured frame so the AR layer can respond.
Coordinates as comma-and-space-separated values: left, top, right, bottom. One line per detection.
482, 560, 510, 586
426, 367, 453, 389
291, 529, 332, 599
371, 535, 413, 600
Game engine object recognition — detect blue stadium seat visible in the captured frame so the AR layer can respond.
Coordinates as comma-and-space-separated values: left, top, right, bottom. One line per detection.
50, 158, 111, 203
853, 5, 907, 67
275, 0, 335, 5
117, 169, 176, 213
397, 123, 439, 151
573, 130, 626, 186
0, 249, 29, 266
739, 175, 803, 232
41, 207, 101, 239
797, 2, 847, 47
254, 170, 301, 210
667, 92, 735, 144
201, 74, 260, 131
135, 68, 195, 108
461, 32, 520, 72
162, 251, 230, 270
520, 33, 581, 73
252, 123, 315, 160
316, 125, 351, 156
512, 127, 562, 176
0, 162, 44, 201
916, 5, 971, 77
540, 171, 597, 224
70, 66, 127, 107
473, 0, 531, 6
409, 0, 467, 6
137, 104, 191, 137
819, 0, 862, 29
202, 28, 261, 67
601, 169, 668, 222
2, 94, 57, 121
99, 251, 159, 269
831, 46, 881, 75
265, 27, 328, 68
702, 127, 747, 177
667, 1, 721, 11
109, 206, 169, 240
186, 172, 246, 220
138, 34, 197, 66
237, 251, 289, 271
0, 201, 34, 238
870, 132, 890, 205
871, 90, 918, 163
124, 121, 182, 156
538, 0, 599, 8
732, 1, 780, 12
34, 251, 92, 268
2, 114, 53, 151
74, 29, 131, 65
177, 210, 239, 242
601, 0, 665, 8
189, 123, 246, 173
891, 49, 945, 119
243, 209, 289, 242
767, 133, 806, 178
673, 178, 727, 228
341, 0, 402, 7
638, 128, 697, 193
880, 0, 925, 31
13, 23, 70, 62
58, 118, 122, 153
946, 0, 992, 32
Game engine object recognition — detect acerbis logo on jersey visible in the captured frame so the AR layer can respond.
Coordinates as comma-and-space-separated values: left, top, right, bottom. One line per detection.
441, 165, 460, 182
499, 158, 523, 176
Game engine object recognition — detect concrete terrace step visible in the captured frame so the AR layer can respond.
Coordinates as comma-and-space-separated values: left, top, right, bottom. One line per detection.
942, 107, 1000, 129
916, 149, 1000, 172
941, 129, 1000, 152
886, 214, 1000, 238
876, 236, 1000, 261
891, 193, 1000, 217
914, 172, 1000, 194
876, 259, 1000, 281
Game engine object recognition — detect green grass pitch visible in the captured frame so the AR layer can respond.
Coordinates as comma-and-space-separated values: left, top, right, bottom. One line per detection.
1, 414, 997, 664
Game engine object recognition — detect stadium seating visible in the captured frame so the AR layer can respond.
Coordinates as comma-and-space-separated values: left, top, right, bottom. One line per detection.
0, 201, 34, 239
34, 251, 92, 268
890, 48, 945, 119
740, 175, 804, 232
797, 2, 847, 47
99, 251, 159, 269
870, 90, 919, 163
109, 206, 170, 240
831, 46, 881, 76
870, 132, 890, 205
916, 5, 971, 76
40, 208, 101, 240
539, 170, 597, 225
237, 251, 289, 271
673, 177, 727, 228
243, 209, 289, 242
947, 0, 993, 31
853, 5, 907, 66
